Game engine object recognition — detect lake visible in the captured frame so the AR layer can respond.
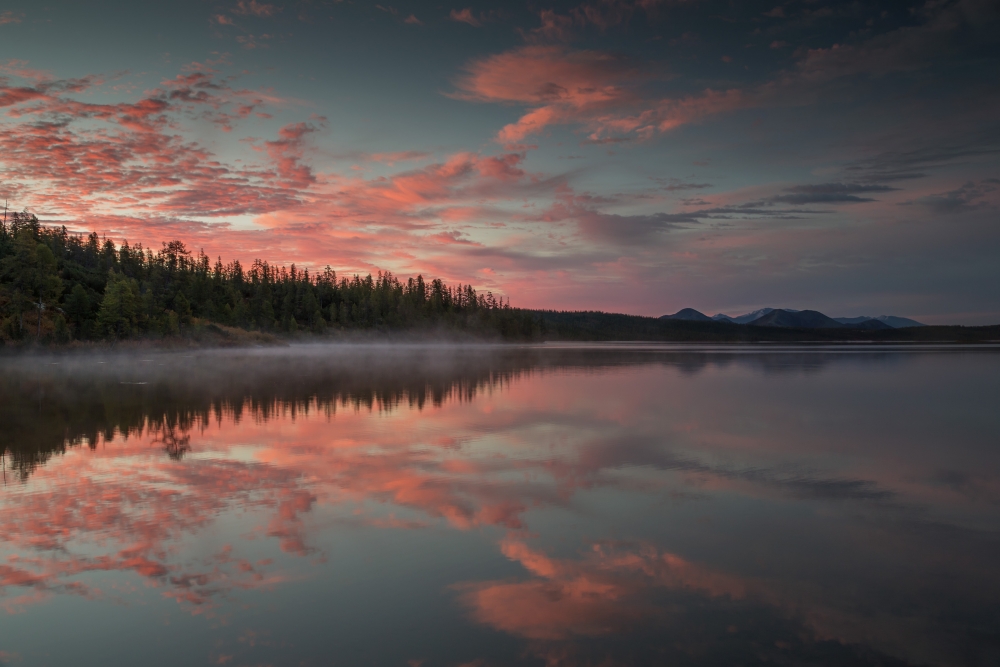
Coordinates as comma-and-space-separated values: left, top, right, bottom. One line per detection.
1, 344, 999, 666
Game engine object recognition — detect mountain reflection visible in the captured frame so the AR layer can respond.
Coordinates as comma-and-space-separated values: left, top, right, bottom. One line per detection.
0, 345, 998, 666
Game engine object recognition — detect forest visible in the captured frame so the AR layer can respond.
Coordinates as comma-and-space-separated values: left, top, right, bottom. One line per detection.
4, 210, 998, 347
0, 211, 543, 344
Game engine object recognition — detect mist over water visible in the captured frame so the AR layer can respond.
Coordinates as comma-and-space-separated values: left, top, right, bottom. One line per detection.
1, 344, 999, 666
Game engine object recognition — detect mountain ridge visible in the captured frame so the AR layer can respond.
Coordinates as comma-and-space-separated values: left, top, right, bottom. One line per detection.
748, 309, 845, 329
662, 308, 714, 322
663, 308, 925, 328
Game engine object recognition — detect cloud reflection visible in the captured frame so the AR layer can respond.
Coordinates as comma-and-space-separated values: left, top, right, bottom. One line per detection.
0, 345, 998, 665
457, 539, 750, 640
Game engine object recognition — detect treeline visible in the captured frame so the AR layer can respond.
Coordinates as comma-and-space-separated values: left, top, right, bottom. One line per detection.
0, 211, 543, 343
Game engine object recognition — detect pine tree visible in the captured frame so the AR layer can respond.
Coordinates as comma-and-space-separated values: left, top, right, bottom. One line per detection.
97, 271, 140, 339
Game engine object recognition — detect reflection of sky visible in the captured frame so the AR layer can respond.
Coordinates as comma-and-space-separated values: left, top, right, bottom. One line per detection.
1, 347, 999, 665
1, 1, 999, 321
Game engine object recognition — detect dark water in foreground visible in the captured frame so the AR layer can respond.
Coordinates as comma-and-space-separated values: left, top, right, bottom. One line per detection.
1, 344, 999, 667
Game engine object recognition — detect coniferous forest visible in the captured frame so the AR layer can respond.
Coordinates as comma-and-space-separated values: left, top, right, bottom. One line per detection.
4, 210, 998, 347
0, 211, 544, 344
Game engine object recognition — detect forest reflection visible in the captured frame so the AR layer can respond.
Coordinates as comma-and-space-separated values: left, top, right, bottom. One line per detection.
1, 344, 939, 482
1, 345, 541, 481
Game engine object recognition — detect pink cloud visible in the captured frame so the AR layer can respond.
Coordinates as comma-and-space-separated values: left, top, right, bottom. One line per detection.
454, 45, 640, 107
367, 150, 432, 165
280, 151, 532, 231
454, 1, 994, 154
454, 45, 744, 145
0, 83, 49, 108
263, 120, 325, 187
449, 8, 482, 27
0, 68, 311, 222
0, 10, 24, 26
0, 59, 52, 82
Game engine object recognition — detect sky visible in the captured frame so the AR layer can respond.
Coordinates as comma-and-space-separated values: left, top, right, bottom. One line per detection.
0, 0, 998, 323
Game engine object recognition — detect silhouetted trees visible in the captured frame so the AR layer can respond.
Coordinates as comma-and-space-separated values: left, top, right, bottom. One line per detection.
0, 211, 542, 343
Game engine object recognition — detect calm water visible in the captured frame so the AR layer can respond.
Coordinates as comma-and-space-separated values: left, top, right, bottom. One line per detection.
1, 344, 999, 667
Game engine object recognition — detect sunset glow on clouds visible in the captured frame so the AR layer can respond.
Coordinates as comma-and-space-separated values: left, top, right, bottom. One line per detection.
0, 0, 998, 321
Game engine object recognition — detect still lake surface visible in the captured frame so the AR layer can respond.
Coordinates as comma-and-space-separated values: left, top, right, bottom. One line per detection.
1, 344, 999, 666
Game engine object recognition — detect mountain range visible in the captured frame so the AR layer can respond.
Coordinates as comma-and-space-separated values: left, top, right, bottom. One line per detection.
661, 308, 925, 329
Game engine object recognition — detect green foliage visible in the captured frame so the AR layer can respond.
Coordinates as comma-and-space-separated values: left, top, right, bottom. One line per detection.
173, 293, 192, 325
0, 222, 63, 338
97, 271, 140, 338
0, 211, 542, 343
65, 284, 92, 328
53, 313, 70, 343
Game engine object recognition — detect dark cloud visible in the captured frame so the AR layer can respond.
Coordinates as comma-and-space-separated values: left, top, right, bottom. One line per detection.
582, 136, 633, 145
575, 209, 697, 244
769, 193, 876, 204
766, 182, 899, 204
652, 177, 713, 192
790, 0, 1000, 81
570, 201, 834, 245
785, 183, 897, 195
570, 435, 897, 503
901, 180, 998, 214
844, 139, 1000, 184
718, 204, 817, 218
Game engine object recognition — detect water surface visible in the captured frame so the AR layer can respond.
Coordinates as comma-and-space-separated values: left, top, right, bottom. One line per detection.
1, 344, 999, 666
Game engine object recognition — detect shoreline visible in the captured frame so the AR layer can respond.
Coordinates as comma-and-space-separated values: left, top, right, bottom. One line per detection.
3, 313, 1000, 355
3, 335, 1000, 357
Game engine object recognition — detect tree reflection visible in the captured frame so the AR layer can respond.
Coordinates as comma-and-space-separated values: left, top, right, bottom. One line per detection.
0, 345, 966, 481
154, 424, 191, 461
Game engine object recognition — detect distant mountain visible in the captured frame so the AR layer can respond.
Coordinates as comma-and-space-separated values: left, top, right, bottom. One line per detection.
749, 309, 845, 329
851, 319, 894, 331
660, 308, 713, 322
875, 315, 926, 328
669, 308, 926, 329
713, 308, 787, 324
834, 315, 926, 329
